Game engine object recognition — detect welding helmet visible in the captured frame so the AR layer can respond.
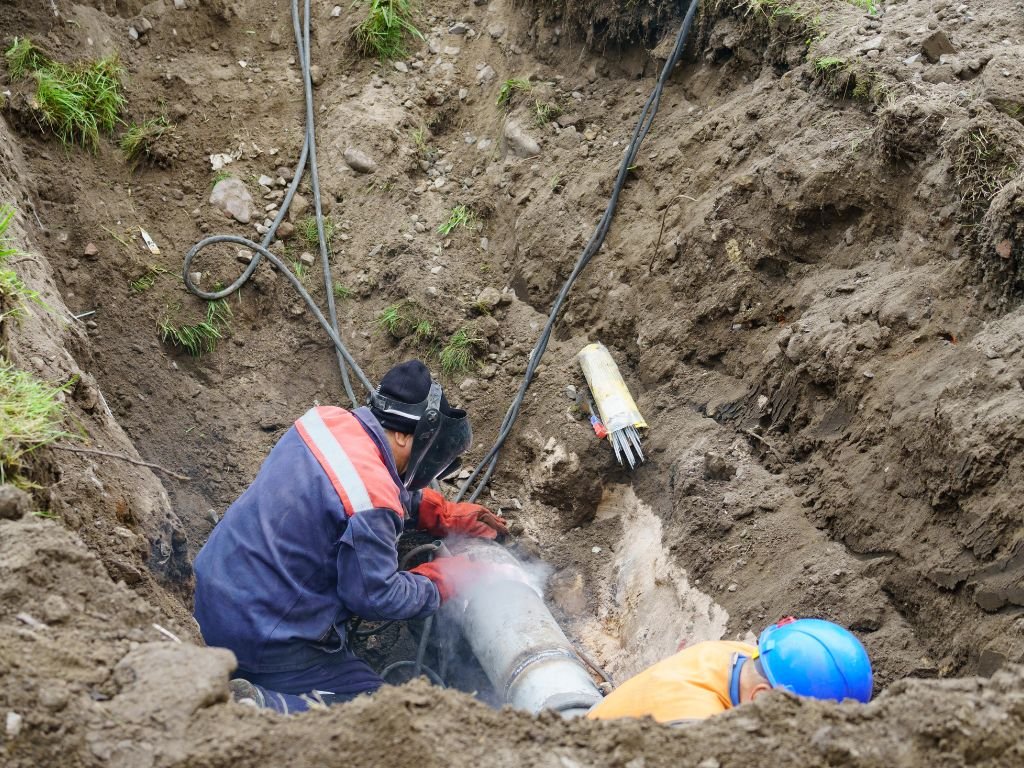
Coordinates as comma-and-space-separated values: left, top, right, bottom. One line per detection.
370, 380, 472, 491
756, 617, 873, 703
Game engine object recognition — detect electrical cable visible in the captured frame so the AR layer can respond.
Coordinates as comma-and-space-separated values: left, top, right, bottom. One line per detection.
182, 0, 367, 405
454, 0, 701, 502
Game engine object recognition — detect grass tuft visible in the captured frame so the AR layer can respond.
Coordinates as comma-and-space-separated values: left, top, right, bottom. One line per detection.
439, 327, 482, 374
437, 204, 477, 236
4, 37, 43, 80
496, 78, 531, 108
333, 282, 353, 300
0, 359, 70, 486
159, 300, 232, 357
31, 55, 126, 150
120, 116, 175, 167
0, 205, 45, 322
533, 99, 562, 128
353, 0, 424, 60
296, 215, 337, 248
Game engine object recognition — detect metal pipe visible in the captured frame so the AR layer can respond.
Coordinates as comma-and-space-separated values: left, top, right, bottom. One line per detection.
443, 540, 603, 717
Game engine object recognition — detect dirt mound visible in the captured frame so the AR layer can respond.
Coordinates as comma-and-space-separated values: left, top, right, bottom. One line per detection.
3, 516, 1023, 767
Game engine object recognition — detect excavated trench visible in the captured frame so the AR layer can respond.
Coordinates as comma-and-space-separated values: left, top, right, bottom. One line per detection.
2, 0, 1024, 764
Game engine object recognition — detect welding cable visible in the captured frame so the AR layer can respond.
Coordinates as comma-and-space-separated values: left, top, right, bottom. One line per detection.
379, 659, 446, 687
182, 0, 365, 406
575, 645, 615, 689
454, 0, 701, 502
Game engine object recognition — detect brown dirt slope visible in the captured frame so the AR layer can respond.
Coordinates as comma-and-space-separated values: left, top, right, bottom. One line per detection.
1, 0, 1024, 761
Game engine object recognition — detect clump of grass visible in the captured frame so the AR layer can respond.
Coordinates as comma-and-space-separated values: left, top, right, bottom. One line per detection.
496, 77, 531, 108
437, 204, 477, 236
848, 0, 878, 13
533, 99, 562, 128
946, 124, 1024, 228
0, 359, 70, 486
4, 38, 127, 150
378, 302, 409, 337
377, 301, 437, 344
296, 215, 337, 248
814, 56, 845, 75
159, 299, 232, 357
130, 263, 169, 293
333, 282, 353, 300
4, 37, 43, 79
414, 319, 434, 342
0, 205, 45, 322
353, 0, 424, 60
439, 327, 482, 374
120, 116, 175, 167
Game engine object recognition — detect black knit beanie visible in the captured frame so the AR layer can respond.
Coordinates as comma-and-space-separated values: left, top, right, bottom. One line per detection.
370, 359, 454, 434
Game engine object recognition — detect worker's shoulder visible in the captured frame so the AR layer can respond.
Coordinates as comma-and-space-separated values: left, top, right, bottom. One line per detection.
670, 639, 757, 664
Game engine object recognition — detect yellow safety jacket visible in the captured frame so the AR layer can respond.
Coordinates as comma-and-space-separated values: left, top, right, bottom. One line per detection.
586, 640, 757, 724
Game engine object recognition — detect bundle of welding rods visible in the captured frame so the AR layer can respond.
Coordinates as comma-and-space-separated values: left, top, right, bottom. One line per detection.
578, 342, 648, 470
609, 423, 645, 469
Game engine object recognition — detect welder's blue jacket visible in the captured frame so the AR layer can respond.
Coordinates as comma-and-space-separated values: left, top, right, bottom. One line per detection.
193, 405, 440, 673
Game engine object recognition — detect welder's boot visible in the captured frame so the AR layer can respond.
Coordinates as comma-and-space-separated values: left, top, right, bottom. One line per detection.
229, 678, 266, 708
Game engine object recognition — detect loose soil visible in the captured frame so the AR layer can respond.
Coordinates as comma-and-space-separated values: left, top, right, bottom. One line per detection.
2, 0, 1024, 764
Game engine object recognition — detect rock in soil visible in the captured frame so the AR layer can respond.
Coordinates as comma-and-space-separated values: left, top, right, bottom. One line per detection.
209, 178, 254, 224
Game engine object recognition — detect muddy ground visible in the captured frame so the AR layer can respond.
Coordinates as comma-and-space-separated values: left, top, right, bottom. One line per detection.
2, 0, 1024, 763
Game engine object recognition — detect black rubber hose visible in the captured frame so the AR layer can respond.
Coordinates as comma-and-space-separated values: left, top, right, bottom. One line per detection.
182, 0, 365, 405
455, 0, 701, 502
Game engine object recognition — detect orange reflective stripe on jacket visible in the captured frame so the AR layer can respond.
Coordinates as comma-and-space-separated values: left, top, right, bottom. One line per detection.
295, 406, 402, 516
587, 640, 757, 723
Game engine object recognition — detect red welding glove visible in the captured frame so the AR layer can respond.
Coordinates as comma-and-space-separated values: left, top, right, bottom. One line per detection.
416, 487, 510, 540
410, 556, 496, 602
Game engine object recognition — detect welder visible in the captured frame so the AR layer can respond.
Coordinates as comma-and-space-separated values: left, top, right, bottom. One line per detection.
587, 618, 873, 724
193, 360, 507, 713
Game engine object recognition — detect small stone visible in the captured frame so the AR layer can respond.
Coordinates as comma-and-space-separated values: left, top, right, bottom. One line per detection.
188, 271, 202, 287
503, 120, 541, 158
703, 452, 737, 481
564, 385, 577, 400
40, 595, 71, 624
173, 0, 188, 9
288, 193, 310, 221
343, 147, 377, 174
697, 759, 721, 768
331, 5, 342, 16
83, 242, 99, 259
128, 26, 140, 41
922, 30, 957, 62
393, 61, 408, 73
299, 252, 315, 266
475, 286, 502, 310
862, 370, 875, 379
269, 29, 281, 46
591, 546, 602, 554
236, 250, 254, 265
727, 584, 738, 592
488, 23, 506, 39
309, 64, 324, 86
277, 221, 295, 239
459, 378, 477, 393
6, 711, 23, 738
449, 22, 471, 35
209, 177, 254, 224
258, 174, 274, 187
0, 485, 32, 520
430, 265, 443, 275
442, 46, 461, 56
477, 65, 496, 83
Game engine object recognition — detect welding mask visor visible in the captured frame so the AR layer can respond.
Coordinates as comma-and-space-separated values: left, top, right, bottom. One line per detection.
372, 382, 472, 491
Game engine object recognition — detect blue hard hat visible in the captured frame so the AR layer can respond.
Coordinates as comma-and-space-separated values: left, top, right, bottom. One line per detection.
757, 618, 873, 703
